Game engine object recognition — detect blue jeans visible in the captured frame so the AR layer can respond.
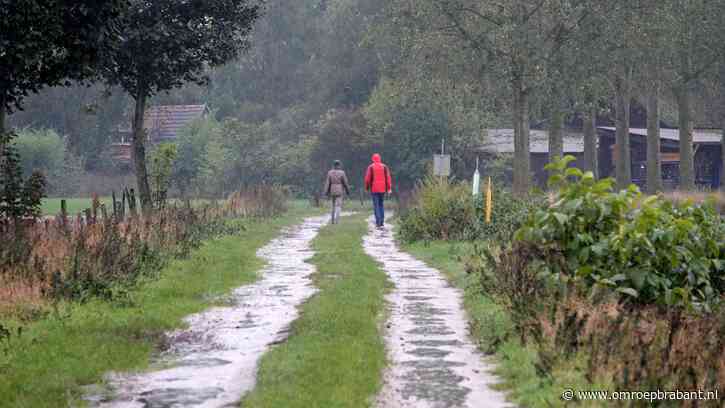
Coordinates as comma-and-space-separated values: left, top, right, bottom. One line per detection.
371, 193, 385, 226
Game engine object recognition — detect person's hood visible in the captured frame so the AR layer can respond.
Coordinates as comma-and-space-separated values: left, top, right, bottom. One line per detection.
371, 153, 381, 163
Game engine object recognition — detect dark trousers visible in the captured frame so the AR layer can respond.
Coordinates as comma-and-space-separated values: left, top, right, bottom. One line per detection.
371, 193, 385, 226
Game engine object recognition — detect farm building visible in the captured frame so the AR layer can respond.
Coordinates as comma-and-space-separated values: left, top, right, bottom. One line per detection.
596, 127, 723, 189
479, 129, 585, 186
111, 104, 207, 164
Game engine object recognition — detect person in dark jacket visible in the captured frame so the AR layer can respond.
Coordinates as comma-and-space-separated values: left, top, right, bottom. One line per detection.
325, 160, 350, 224
364, 153, 393, 228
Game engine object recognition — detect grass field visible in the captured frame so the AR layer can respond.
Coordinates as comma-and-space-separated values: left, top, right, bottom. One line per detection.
0, 204, 322, 408
40, 197, 224, 216
403, 241, 608, 407
242, 213, 388, 407
41, 197, 112, 216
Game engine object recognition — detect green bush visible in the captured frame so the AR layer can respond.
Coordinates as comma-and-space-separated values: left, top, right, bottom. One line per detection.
398, 176, 476, 242
13, 128, 83, 196
1, 131, 46, 220
471, 187, 540, 243
398, 175, 537, 243
149, 143, 178, 208
514, 155, 725, 310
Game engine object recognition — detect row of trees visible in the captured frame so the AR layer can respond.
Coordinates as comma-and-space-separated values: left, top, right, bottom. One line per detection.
6, 0, 725, 199
2, 0, 261, 212
380, 0, 725, 195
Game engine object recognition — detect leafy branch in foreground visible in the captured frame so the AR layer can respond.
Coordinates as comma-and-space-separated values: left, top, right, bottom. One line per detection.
514, 155, 725, 310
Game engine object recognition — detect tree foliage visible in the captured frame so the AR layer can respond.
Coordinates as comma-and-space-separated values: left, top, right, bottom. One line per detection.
100, 0, 262, 211
516, 156, 725, 310
0, 132, 45, 220
0, 0, 128, 125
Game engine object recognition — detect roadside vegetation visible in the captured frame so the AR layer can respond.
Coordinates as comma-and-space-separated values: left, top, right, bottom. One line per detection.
242, 214, 388, 408
398, 159, 725, 407
0, 190, 313, 407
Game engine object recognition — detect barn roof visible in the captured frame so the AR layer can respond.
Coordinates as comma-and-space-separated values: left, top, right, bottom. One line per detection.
479, 129, 584, 154
597, 127, 722, 144
145, 104, 207, 142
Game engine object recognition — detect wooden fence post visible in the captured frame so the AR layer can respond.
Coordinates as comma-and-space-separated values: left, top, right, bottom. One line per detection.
60, 199, 68, 230
112, 191, 118, 219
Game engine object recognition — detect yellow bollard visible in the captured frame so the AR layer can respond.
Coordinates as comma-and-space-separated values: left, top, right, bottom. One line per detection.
485, 177, 493, 224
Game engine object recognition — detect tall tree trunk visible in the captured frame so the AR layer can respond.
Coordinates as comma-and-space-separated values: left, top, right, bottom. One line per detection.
646, 85, 663, 194
721, 107, 725, 192
720, 65, 725, 192
614, 77, 632, 190
549, 100, 564, 164
512, 79, 531, 196
132, 88, 152, 214
582, 106, 598, 179
675, 84, 695, 191
0, 91, 6, 135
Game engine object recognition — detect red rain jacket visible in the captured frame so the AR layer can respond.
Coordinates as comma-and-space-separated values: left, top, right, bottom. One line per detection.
364, 154, 393, 193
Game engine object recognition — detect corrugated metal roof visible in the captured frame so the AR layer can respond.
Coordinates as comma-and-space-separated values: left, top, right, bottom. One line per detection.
479, 129, 585, 154
598, 127, 722, 144
145, 105, 207, 142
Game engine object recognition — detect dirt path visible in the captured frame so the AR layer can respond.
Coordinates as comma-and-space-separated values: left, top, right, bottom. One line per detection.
89, 216, 328, 408
363, 217, 511, 408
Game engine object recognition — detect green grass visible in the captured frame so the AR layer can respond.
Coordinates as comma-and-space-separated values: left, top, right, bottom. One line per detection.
41, 197, 112, 216
40, 197, 220, 216
242, 213, 388, 408
403, 240, 610, 408
0, 204, 321, 408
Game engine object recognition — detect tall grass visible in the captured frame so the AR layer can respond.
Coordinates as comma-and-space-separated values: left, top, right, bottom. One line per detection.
0, 185, 288, 317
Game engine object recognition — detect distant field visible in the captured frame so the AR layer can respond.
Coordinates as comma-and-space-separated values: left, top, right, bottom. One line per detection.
41, 197, 113, 216
41, 197, 225, 216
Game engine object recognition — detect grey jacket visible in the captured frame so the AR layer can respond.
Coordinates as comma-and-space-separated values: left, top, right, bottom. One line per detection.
325, 169, 350, 197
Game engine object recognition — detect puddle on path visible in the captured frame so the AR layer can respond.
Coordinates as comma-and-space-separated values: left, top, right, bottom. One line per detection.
363, 217, 512, 408
87, 216, 328, 408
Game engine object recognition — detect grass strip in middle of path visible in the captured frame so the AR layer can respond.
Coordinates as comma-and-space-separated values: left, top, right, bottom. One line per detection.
242, 214, 388, 407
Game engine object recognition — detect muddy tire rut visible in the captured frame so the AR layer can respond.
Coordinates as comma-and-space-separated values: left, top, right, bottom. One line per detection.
363, 217, 511, 408
87, 216, 328, 408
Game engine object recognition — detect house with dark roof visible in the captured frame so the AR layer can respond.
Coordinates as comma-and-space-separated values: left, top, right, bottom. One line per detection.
478, 127, 725, 189
144, 104, 207, 143
478, 129, 585, 186
111, 104, 207, 164
597, 127, 723, 189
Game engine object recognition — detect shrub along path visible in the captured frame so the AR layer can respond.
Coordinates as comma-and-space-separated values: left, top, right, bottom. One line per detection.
364, 217, 511, 408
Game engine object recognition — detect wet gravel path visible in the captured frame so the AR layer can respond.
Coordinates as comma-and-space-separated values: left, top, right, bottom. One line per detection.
90, 216, 328, 408
363, 217, 511, 408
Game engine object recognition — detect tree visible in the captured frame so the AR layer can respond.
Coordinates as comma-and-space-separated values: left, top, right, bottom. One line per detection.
101, 0, 261, 212
720, 63, 725, 192
0, 132, 46, 220
0, 0, 128, 132
637, 1, 667, 194
148, 143, 178, 208
660, 0, 725, 191
596, 1, 645, 190
431, 0, 592, 196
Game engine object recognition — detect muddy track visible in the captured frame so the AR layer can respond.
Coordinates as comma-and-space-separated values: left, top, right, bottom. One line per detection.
88, 216, 328, 408
363, 217, 511, 408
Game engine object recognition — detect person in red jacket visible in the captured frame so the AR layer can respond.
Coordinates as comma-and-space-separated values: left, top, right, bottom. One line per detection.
364, 153, 393, 228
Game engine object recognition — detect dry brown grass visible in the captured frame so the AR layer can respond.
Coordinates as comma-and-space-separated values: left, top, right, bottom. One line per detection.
1, 186, 288, 317
0, 279, 45, 318
535, 295, 725, 406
